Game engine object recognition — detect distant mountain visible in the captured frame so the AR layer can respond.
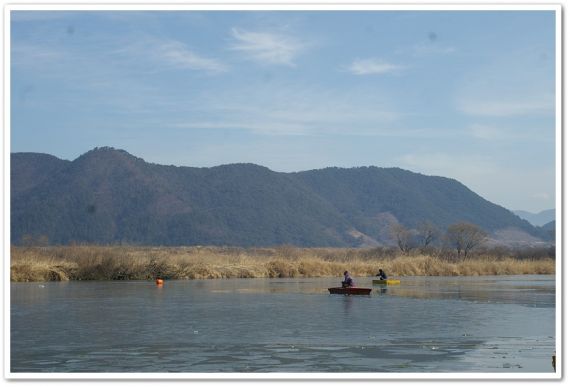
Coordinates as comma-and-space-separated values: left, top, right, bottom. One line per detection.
513, 209, 555, 227
11, 147, 549, 247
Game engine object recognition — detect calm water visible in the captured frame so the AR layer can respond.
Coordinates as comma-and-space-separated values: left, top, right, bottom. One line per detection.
11, 275, 555, 373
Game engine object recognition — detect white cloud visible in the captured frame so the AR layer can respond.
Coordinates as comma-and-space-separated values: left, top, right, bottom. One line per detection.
155, 41, 228, 73
458, 95, 554, 117
109, 36, 228, 73
229, 28, 305, 66
11, 43, 62, 66
466, 123, 553, 142
162, 82, 400, 136
346, 58, 403, 75
12, 33, 228, 76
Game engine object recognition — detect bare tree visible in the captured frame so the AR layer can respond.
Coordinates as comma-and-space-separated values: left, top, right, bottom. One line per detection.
390, 224, 414, 254
417, 221, 440, 248
446, 222, 487, 259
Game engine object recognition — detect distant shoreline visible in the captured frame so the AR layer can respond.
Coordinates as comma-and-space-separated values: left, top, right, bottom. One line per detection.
10, 245, 555, 282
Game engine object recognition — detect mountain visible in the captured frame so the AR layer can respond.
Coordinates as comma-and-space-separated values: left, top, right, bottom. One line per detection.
513, 209, 555, 227
11, 152, 70, 196
292, 167, 544, 245
541, 220, 556, 241
11, 147, 548, 247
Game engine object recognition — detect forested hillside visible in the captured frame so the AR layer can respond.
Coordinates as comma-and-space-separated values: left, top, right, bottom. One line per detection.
11, 147, 548, 247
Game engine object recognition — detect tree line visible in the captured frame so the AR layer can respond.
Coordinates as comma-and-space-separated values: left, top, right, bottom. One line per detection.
18, 220, 554, 262
390, 221, 489, 259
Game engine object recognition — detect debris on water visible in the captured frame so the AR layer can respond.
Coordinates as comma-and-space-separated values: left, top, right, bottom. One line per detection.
519, 347, 534, 352
193, 330, 199, 334
38, 285, 45, 288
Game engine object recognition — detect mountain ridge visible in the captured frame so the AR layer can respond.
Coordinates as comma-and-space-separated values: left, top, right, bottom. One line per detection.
11, 147, 549, 247
514, 209, 555, 227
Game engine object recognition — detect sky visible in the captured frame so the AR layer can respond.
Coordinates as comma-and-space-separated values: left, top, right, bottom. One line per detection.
10, 9, 557, 213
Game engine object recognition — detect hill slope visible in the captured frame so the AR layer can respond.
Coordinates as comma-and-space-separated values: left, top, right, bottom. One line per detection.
292, 167, 542, 244
11, 147, 547, 247
541, 220, 556, 241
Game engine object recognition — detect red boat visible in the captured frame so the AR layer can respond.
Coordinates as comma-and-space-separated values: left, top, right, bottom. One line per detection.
328, 287, 372, 295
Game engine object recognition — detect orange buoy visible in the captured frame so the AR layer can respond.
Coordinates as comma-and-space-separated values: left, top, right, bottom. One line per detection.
156, 278, 164, 285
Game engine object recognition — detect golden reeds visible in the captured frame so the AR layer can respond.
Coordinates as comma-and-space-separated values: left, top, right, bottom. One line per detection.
10, 245, 555, 282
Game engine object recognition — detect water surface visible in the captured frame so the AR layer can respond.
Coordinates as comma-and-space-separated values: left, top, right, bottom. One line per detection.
11, 275, 555, 373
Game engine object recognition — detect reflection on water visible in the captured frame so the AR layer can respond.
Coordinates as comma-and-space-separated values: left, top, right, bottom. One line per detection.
11, 276, 555, 373
371, 276, 555, 308
342, 295, 354, 314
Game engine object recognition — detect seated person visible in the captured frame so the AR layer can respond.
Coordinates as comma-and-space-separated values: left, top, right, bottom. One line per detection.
376, 269, 387, 280
341, 271, 355, 287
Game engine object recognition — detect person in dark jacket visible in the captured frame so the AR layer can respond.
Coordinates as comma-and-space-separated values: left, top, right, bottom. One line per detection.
376, 269, 387, 280
342, 271, 355, 287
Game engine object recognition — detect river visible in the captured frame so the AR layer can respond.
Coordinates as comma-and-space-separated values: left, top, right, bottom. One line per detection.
10, 275, 555, 373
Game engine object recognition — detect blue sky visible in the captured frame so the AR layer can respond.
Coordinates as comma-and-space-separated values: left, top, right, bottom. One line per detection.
10, 10, 556, 213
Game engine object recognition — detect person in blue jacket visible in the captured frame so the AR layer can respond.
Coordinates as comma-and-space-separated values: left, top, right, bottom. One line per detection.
376, 269, 387, 280
342, 271, 355, 287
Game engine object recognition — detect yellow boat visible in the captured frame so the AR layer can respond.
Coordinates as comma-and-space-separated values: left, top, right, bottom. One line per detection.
372, 279, 400, 285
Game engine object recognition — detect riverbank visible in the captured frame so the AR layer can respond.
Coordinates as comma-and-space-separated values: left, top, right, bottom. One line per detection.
10, 245, 555, 282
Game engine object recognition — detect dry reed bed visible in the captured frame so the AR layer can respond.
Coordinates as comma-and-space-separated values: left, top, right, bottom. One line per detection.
10, 245, 555, 282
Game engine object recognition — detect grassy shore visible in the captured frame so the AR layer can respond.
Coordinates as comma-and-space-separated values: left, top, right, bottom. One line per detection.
10, 245, 555, 282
